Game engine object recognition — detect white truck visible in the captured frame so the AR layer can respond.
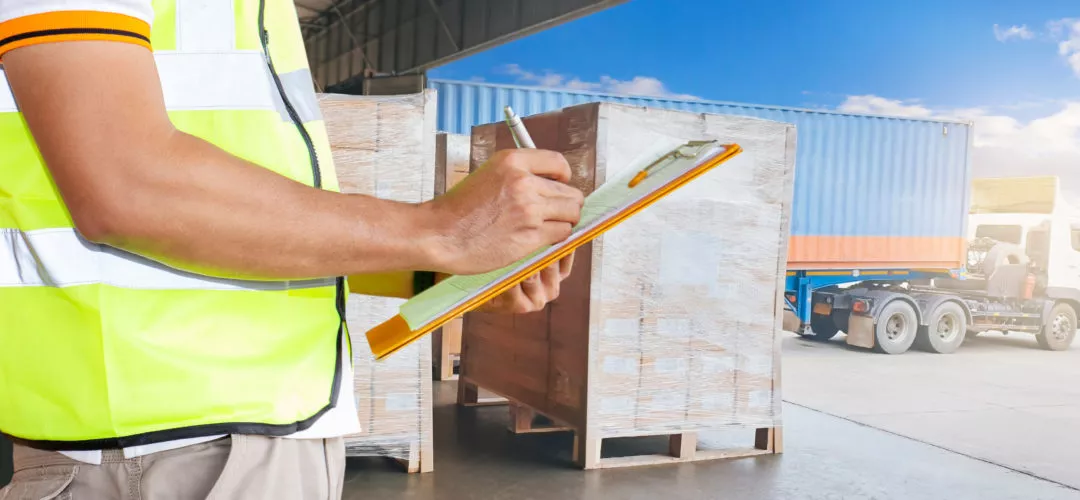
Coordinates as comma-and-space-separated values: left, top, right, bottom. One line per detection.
806, 176, 1080, 353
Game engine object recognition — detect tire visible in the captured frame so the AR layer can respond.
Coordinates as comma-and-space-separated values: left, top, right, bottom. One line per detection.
872, 301, 918, 354
1037, 303, 1077, 351
804, 315, 840, 341
915, 302, 967, 354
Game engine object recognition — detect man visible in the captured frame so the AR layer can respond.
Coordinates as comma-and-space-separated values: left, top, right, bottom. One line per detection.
0, 0, 582, 498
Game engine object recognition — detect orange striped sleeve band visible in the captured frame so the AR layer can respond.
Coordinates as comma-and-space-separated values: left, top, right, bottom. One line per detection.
0, 10, 150, 59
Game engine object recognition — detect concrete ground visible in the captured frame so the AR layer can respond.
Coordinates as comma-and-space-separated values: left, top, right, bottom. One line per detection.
5, 333, 1079, 498
340, 382, 1078, 500
784, 330, 1080, 491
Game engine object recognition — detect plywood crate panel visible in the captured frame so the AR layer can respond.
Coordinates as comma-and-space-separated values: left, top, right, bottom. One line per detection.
432, 133, 471, 381
320, 91, 436, 473
460, 102, 795, 469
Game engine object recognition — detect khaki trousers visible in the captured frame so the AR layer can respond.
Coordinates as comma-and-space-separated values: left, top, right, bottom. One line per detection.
0, 435, 345, 500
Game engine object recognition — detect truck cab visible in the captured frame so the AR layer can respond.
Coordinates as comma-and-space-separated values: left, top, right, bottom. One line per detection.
967, 177, 1080, 304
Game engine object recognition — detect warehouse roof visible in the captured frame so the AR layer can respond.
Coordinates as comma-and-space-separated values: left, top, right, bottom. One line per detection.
297, 0, 626, 91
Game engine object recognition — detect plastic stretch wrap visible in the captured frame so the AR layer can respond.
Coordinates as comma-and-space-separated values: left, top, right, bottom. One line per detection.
590, 104, 793, 437
463, 102, 794, 444
319, 92, 435, 468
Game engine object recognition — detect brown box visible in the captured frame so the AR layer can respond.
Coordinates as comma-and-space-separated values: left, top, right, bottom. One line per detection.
432, 133, 471, 381
320, 91, 435, 473
458, 102, 795, 468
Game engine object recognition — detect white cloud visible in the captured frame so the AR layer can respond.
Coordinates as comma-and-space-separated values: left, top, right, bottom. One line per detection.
500, 64, 699, 100
993, 24, 1034, 42
838, 95, 1080, 196
838, 95, 934, 118
1049, 18, 1080, 77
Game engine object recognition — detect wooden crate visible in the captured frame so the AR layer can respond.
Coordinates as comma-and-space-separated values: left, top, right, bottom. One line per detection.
457, 102, 795, 469
321, 91, 436, 473
431, 133, 471, 381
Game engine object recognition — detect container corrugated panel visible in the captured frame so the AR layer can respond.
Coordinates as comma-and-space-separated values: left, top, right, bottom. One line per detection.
428, 79, 973, 270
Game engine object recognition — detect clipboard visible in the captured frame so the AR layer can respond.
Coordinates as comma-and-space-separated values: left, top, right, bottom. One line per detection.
365, 140, 744, 360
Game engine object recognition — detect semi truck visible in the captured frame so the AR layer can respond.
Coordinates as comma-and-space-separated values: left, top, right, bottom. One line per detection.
790, 176, 1079, 353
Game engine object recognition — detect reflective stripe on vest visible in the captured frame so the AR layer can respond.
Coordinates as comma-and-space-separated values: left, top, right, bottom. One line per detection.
0, 0, 346, 449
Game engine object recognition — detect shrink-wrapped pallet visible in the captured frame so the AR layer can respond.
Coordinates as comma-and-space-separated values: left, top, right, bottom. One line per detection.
319, 91, 435, 473
460, 102, 794, 469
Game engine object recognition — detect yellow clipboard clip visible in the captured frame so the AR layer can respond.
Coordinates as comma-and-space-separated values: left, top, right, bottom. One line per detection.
628, 140, 719, 188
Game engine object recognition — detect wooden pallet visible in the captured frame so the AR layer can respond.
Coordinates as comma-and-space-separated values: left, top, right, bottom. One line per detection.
573, 427, 782, 470
345, 439, 434, 474
508, 402, 574, 434
464, 380, 780, 470
456, 378, 508, 407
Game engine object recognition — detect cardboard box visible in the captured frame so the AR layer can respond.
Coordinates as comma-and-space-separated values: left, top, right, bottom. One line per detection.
321, 91, 435, 472
460, 102, 793, 452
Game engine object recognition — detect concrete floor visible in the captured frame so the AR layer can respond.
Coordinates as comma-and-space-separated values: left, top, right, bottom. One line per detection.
784, 330, 1080, 492
5, 333, 1078, 498
341, 381, 1078, 500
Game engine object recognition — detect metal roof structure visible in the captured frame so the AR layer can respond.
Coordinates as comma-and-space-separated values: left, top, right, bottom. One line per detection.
297, 0, 626, 93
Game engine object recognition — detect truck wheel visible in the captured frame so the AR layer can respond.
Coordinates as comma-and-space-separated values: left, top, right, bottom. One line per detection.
1037, 303, 1077, 351
805, 315, 840, 341
915, 302, 967, 354
872, 301, 918, 354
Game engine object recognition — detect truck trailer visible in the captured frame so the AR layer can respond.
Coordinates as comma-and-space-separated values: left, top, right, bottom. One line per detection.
801, 176, 1080, 353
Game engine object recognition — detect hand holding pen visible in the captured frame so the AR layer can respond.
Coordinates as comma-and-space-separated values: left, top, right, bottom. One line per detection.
419, 105, 583, 279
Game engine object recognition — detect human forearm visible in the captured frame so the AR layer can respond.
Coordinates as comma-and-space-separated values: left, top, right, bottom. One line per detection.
85, 130, 446, 280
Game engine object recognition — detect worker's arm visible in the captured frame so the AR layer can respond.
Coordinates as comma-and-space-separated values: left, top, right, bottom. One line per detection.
3, 42, 582, 290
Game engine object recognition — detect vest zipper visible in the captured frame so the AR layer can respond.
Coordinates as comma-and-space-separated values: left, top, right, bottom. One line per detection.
257, 0, 346, 407
257, 0, 321, 189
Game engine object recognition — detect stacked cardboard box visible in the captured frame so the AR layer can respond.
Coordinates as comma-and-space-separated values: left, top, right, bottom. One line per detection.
431, 133, 471, 381
319, 91, 436, 473
460, 102, 794, 468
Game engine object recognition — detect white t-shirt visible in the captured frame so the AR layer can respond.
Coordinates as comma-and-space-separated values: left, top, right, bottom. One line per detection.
0, 0, 360, 465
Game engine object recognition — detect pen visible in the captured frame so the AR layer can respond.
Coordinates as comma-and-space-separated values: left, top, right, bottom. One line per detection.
504, 106, 536, 149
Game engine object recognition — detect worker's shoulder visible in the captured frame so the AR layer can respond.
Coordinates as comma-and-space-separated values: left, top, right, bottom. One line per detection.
0, 0, 154, 59
0, 0, 153, 25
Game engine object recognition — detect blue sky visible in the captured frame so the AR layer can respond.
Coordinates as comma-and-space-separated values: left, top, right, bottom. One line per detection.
430, 0, 1080, 192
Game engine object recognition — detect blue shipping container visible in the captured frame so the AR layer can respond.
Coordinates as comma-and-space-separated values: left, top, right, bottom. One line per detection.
427, 79, 973, 270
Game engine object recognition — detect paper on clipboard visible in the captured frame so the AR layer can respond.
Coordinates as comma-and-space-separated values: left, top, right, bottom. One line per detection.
365, 140, 743, 360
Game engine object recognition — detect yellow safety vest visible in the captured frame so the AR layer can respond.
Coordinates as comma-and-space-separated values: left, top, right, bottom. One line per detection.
0, 0, 346, 449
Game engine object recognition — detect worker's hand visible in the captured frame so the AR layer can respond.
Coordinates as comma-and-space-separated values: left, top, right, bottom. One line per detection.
478, 252, 576, 314
423, 149, 584, 275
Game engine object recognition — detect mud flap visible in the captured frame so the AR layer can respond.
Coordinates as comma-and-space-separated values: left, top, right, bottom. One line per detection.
845, 315, 875, 349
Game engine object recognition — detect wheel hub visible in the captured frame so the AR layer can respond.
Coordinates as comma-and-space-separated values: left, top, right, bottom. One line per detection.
886, 314, 906, 341
1052, 314, 1073, 342
936, 314, 959, 342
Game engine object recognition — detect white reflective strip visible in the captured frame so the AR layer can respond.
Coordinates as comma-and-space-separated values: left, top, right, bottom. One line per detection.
156, 51, 278, 111
177, 0, 236, 52
0, 68, 17, 112
0, 228, 335, 291
1, 53, 313, 121
0, 52, 275, 113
